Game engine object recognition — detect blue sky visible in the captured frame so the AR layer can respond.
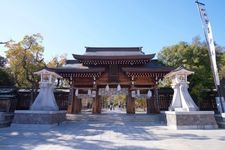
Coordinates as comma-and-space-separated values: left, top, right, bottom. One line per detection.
0, 0, 225, 62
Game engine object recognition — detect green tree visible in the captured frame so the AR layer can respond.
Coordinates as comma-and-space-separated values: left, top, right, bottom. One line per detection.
47, 54, 67, 68
0, 68, 15, 86
46, 54, 67, 88
218, 52, 225, 78
0, 55, 6, 67
1, 43, 15, 86
5, 34, 45, 101
158, 37, 225, 101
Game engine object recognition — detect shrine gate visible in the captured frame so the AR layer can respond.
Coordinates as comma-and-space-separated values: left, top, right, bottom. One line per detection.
55, 47, 172, 114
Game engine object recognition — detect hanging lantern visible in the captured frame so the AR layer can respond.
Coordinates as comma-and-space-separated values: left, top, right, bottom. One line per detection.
105, 84, 110, 91
88, 89, 91, 96
92, 90, 96, 98
117, 84, 121, 91
131, 90, 136, 98
131, 76, 134, 85
137, 89, 140, 97
147, 89, 152, 98
75, 89, 79, 96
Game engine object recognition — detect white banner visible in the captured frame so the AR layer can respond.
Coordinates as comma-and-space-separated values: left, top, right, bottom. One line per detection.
196, 1, 220, 88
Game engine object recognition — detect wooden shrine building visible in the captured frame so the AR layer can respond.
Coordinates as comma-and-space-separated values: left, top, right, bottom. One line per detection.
55, 47, 172, 114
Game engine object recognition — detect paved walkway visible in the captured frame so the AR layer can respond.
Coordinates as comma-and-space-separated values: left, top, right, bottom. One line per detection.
0, 113, 225, 150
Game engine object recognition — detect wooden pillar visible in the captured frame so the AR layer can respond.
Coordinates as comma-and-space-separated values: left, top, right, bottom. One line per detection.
67, 81, 74, 114
126, 89, 135, 114
79, 98, 82, 113
73, 96, 81, 114
153, 85, 160, 113
92, 88, 101, 114
146, 97, 151, 114
67, 85, 82, 114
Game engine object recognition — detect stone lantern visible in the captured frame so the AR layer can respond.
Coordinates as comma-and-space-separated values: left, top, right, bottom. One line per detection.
12, 67, 66, 126
30, 68, 62, 111
164, 66, 218, 129
165, 66, 198, 112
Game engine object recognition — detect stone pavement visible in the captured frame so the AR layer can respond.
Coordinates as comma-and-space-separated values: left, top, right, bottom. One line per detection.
0, 113, 225, 150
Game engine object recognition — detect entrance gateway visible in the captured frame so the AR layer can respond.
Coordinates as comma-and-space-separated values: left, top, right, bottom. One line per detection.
55, 47, 172, 114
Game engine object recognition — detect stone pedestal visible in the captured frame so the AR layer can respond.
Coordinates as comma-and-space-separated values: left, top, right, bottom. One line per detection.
222, 113, 225, 128
12, 110, 66, 125
11, 68, 66, 128
164, 111, 218, 129
0, 112, 14, 128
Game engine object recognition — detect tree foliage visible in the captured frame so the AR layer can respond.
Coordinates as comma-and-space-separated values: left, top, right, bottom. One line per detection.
47, 54, 67, 68
0, 55, 6, 67
158, 37, 225, 100
0, 49, 15, 86
5, 33, 45, 88
0, 68, 15, 86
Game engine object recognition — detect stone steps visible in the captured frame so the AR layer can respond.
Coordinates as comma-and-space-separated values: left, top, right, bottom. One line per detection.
0, 112, 14, 128
217, 122, 225, 128
0, 120, 11, 128
215, 114, 225, 128
67, 113, 166, 125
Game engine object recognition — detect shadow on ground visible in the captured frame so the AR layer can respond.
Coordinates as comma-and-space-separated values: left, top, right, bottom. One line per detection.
0, 113, 224, 150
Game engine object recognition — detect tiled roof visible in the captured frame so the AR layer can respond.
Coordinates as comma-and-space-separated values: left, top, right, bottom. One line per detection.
73, 54, 155, 60
85, 47, 143, 52
72, 47, 155, 65
54, 67, 105, 73
122, 60, 173, 72
165, 66, 194, 78
84, 47, 144, 56
121, 60, 173, 78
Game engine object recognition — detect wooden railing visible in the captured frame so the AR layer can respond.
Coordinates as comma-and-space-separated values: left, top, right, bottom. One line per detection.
0, 86, 18, 112
15, 88, 217, 112
159, 94, 173, 110
16, 89, 69, 110
157, 88, 217, 111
